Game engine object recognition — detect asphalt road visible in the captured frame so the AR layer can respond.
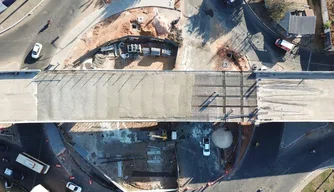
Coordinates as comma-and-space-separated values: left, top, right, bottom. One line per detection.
15, 124, 68, 191
205, 122, 334, 192
15, 124, 115, 192
0, 0, 84, 70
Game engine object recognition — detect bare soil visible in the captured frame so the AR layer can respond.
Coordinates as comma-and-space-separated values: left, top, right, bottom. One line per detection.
306, 0, 324, 49
211, 45, 250, 71
64, 7, 180, 70
236, 124, 255, 164
327, 0, 334, 44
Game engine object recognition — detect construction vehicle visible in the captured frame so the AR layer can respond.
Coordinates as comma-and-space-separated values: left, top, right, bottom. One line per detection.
149, 130, 167, 140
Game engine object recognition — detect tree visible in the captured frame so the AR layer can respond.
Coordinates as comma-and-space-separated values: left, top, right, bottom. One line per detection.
265, 0, 289, 21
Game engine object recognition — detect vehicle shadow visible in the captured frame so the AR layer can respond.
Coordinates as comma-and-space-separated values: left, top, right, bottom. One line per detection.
23, 50, 38, 64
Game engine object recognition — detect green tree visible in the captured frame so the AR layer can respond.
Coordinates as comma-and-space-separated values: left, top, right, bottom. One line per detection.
266, 0, 289, 21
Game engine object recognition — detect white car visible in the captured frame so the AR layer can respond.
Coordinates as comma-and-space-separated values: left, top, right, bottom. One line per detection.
203, 138, 210, 156
31, 43, 42, 59
66, 182, 82, 192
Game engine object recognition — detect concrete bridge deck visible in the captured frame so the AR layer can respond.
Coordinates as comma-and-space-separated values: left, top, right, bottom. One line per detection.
0, 70, 257, 123
256, 72, 334, 122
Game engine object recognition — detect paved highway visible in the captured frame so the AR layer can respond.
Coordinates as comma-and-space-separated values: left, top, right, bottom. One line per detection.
205, 123, 334, 192
0, 124, 113, 192
0, 0, 85, 70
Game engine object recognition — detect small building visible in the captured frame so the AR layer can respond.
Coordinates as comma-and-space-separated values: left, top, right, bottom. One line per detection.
151, 47, 161, 56
279, 10, 316, 37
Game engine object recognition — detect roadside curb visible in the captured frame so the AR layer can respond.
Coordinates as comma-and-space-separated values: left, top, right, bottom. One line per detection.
0, 0, 45, 35
293, 162, 334, 192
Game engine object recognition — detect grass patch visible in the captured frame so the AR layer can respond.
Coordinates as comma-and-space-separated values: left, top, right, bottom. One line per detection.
302, 169, 334, 192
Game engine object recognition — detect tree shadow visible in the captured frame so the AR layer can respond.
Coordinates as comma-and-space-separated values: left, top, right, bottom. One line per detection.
242, 3, 287, 67
185, 0, 243, 45
79, 0, 105, 13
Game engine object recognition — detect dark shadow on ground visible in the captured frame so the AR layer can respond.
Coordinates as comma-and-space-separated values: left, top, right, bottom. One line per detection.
305, 51, 334, 71
185, 0, 243, 45
242, 3, 287, 66
228, 122, 334, 185
23, 50, 39, 65
38, 24, 50, 34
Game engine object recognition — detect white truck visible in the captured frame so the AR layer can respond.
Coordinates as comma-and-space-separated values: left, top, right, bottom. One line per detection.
31, 184, 49, 192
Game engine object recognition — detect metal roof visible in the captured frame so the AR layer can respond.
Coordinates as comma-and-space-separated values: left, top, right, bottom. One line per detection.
288, 15, 316, 35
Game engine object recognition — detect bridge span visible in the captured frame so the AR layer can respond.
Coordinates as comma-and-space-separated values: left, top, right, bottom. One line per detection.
256, 71, 334, 122
1, 70, 333, 123
0, 70, 257, 123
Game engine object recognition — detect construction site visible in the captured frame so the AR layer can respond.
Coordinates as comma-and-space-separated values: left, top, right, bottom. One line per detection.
62, 5, 250, 72
58, 121, 252, 191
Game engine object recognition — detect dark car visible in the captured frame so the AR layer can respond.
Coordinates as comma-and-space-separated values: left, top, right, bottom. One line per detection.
0, 144, 9, 152
224, 0, 235, 5
4, 168, 24, 181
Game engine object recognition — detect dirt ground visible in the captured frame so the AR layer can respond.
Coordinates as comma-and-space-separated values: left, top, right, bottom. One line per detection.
175, 0, 181, 9
64, 7, 181, 69
96, 55, 177, 70
307, 0, 324, 49
236, 124, 254, 164
327, 0, 334, 45
211, 45, 250, 71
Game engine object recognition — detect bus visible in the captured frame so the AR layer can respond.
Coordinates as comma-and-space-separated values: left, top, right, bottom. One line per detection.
15, 153, 50, 174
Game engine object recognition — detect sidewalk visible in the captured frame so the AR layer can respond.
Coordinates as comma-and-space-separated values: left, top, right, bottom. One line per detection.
0, 0, 46, 34
49, 0, 175, 69
293, 159, 334, 192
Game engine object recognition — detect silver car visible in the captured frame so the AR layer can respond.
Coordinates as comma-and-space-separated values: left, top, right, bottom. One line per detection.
202, 138, 210, 156
66, 182, 82, 192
